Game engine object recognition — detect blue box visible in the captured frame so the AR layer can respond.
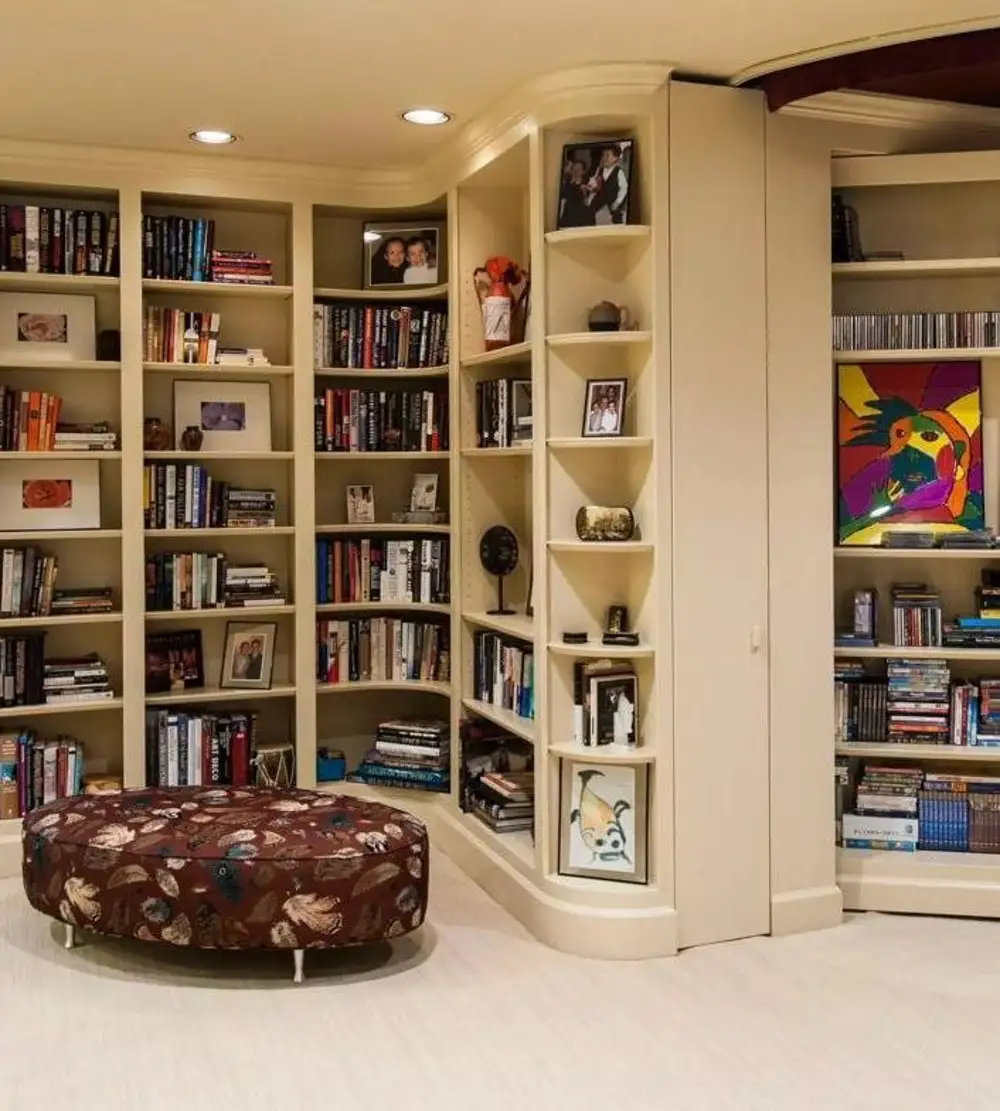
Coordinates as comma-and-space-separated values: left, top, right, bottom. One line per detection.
317, 750, 346, 782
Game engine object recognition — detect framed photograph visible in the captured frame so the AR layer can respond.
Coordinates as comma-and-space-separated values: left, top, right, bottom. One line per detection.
510, 379, 533, 444
588, 672, 638, 747
0, 292, 97, 363
220, 621, 277, 690
557, 138, 634, 230
363, 221, 445, 289
173, 380, 271, 452
0, 459, 100, 531
559, 762, 648, 884
346, 484, 375, 525
145, 630, 204, 694
582, 378, 627, 437
410, 473, 439, 512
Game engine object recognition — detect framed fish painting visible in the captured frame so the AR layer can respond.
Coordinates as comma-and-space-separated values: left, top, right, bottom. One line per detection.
837, 360, 985, 546
558, 761, 648, 884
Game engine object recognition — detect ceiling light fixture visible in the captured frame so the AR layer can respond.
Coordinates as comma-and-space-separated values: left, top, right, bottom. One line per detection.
401, 108, 451, 126
189, 129, 238, 146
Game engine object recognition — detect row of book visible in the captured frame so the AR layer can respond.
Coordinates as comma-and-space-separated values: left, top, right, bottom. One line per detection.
314, 387, 448, 453
143, 307, 222, 364
145, 554, 285, 611
143, 466, 277, 530
0, 388, 119, 453
316, 537, 450, 606
472, 631, 534, 723
145, 710, 258, 787
832, 311, 1000, 351
892, 583, 942, 647
0, 205, 118, 276
0, 731, 84, 818
143, 216, 215, 282
313, 303, 448, 370
316, 617, 449, 685
0, 547, 114, 618
460, 717, 534, 835
475, 377, 532, 448
350, 718, 450, 793
573, 657, 639, 747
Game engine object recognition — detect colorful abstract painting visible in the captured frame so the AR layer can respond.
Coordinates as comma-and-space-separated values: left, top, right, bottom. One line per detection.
837, 361, 984, 546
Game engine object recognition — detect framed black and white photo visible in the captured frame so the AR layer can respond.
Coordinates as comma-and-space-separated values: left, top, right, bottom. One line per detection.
0, 458, 101, 531
346, 484, 375, 525
410, 473, 439, 512
559, 762, 648, 884
0, 292, 96, 362
557, 138, 634, 230
588, 672, 638, 747
511, 379, 533, 444
173, 380, 271, 452
363, 221, 444, 289
220, 621, 277, 690
582, 377, 627, 437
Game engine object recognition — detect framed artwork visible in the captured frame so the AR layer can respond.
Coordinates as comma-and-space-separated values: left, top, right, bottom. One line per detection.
557, 138, 634, 230
0, 292, 96, 363
558, 762, 648, 884
220, 621, 277, 690
173, 380, 272, 452
346, 484, 375, 524
145, 629, 204, 694
511, 379, 533, 444
363, 222, 444, 289
837, 361, 985, 546
0, 459, 100, 531
582, 378, 627, 437
410, 473, 439, 511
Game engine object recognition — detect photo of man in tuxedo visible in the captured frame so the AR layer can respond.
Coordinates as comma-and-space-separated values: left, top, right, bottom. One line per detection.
590, 144, 629, 225
556, 138, 632, 230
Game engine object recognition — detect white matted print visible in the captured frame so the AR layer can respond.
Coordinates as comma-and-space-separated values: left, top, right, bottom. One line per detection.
0, 292, 96, 363
0, 459, 101, 531
559, 762, 648, 884
173, 380, 271, 452
346, 484, 375, 525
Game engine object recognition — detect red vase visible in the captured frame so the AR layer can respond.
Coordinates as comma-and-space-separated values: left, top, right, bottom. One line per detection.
482, 278, 512, 350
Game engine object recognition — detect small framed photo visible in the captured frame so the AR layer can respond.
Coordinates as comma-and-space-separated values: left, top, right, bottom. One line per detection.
145, 629, 204, 694
173, 380, 272, 452
410, 473, 439, 512
582, 378, 627, 437
557, 138, 634, 230
220, 621, 277, 690
510, 379, 533, 444
346, 484, 375, 525
0, 459, 101, 531
0, 292, 97, 363
588, 672, 638, 747
363, 222, 445, 289
559, 762, 648, 884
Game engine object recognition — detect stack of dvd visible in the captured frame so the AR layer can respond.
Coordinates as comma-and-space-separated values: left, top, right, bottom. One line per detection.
886, 658, 950, 744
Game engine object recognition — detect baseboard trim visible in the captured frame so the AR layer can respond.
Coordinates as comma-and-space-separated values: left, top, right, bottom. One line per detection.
0, 830, 20, 880
770, 885, 843, 936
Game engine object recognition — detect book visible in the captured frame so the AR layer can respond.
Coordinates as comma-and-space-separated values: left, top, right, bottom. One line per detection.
316, 617, 449, 684
314, 387, 448, 453
145, 709, 257, 787
315, 536, 449, 606
0, 204, 118, 275
472, 631, 534, 722
313, 301, 448, 370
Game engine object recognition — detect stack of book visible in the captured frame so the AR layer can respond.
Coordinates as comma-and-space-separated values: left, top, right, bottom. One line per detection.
317, 617, 448, 685
145, 553, 285, 610
940, 530, 996, 549
350, 718, 450, 793
0, 547, 57, 616
144, 465, 277, 529
0, 731, 85, 819
143, 307, 221, 364
832, 310, 1000, 351
210, 250, 273, 285
879, 531, 935, 550
145, 709, 257, 787
143, 215, 215, 281
314, 387, 448, 453
316, 536, 450, 606
842, 764, 922, 851
0, 388, 62, 450
944, 573, 1000, 648
216, 347, 270, 366
313, 302, 449, 369
55, 422, 117, 451
886, 658, 950, 743
891, 582, 942, 647
834, 660, 887, 742
50, 588, 114, 618
475, 378, 531, 447
0, 205, 119, 275
473, 631, 534, 723
44, 653, 114, 705
223, 564, 285, 608
466, 768, 534, 835
0, 633, 45, 704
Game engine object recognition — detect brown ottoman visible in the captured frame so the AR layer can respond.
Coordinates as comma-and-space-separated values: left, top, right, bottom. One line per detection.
21, 785, 429, 981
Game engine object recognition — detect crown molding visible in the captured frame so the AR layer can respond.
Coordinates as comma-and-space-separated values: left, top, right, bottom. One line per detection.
779, 89, 1000, 137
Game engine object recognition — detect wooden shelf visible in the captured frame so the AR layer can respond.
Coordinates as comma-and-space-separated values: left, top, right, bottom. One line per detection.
0, 450, 120, 460
835, 547, 1000, 560
316, 365, 449, 379
145, 450, 294, 461
144, 362, 294, 377
548, 640, 654, 658
832, 257, 1000, 280
546, 331, 652, 349
834, 644, 1000, 661
0, 529, 121, 541
548, 540, 653, 554
836, 742, 1000, 761
316, 522, 450, 535
460, 812, 535, 872
464, 611, 535, 640
317, 601, 449, 616
146, 605, 295, 622
314, 283, 448, 301
146, 684, 296, 706
0, 359, 121, 373
0, 612, 122, 630
0, 697, 123, 720
545, 225, 651, 247
547, 436, 652, 451
0, 273, 119, 294
460, 446, 532, 458
142, 278, 293, 299
461, 697, 535, 743
548, 741, 655, 763
317, 679, 451, 697
834, 348, 1000, 363
315, 451, 448, 461
461, 342, 532, 368
145, 526, 295, 538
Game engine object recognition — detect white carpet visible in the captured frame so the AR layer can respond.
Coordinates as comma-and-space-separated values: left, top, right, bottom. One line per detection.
2, 854, 1000, 1111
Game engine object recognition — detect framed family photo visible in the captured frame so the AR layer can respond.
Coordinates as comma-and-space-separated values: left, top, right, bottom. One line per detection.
559, 762, 648, 885
145, 629, 204, 694
220, 621, 277, 690
0, 292, 97, 363
173, 379, 272, 452
582, 378, 627, 437
363, 221, 444, 289
557, 138, 634, 230
0, 458, 101, 531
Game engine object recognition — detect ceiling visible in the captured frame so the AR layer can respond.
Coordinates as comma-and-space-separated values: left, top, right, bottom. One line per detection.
4, 1, 1000, 169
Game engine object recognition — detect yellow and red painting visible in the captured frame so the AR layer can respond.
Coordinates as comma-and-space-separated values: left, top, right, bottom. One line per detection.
837, 361, 984, 546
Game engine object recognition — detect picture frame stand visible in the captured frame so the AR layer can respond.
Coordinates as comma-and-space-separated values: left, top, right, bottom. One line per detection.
488, 575, 515, 617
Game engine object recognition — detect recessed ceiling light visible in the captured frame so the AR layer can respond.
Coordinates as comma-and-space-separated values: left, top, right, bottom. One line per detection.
189, 129, 238, 146
401, 108, 451, 126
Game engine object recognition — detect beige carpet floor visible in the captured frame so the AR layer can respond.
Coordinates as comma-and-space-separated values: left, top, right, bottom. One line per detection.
2, 853, 999, 1110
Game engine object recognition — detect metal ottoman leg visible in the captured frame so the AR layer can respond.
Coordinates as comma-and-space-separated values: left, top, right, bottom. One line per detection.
293, 948, 305, 984
63, 923, 76, 950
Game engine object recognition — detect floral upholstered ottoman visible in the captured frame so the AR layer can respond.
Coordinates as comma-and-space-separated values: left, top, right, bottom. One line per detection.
22, 786, 429, 981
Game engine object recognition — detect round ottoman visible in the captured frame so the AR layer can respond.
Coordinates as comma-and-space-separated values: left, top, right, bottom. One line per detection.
22, 786, 429, 981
